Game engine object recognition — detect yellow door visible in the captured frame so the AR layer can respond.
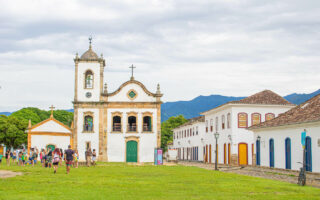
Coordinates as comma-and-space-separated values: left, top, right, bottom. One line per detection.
238, 143, 248, 165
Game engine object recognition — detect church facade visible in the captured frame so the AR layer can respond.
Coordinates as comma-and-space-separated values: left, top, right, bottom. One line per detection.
72, 42, 162, 162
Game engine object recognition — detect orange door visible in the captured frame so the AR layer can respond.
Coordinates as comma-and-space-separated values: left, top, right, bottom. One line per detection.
209, 145, 212, 163
238, 143, 248, 165
228, 143, 231, 164
224, 143, 226, 164
206, 145, 208, 163
0, 146, 3, 155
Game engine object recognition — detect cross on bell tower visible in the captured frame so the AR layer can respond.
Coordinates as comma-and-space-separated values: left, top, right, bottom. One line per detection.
49, 105, 55, 118
129, 64, 136, 80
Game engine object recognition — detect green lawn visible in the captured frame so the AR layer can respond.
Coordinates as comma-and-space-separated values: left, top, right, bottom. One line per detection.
0, 162, 319, 200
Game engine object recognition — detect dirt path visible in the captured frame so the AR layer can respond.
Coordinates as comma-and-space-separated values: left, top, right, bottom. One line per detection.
0, 170, 23, 178
178, 161, 320, 188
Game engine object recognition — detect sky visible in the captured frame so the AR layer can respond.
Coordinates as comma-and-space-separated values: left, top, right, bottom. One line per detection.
0, 0, 320, 112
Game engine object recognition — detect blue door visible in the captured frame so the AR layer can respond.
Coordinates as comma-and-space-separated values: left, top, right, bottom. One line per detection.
269, 139, 274, 168
285, 138, 291, 169
256, 140, 260, 166
305, 137, 312, 172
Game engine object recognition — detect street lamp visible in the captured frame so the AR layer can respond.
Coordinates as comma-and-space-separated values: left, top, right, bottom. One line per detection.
257, 136, 261, 141
214, 131, 219, 171
228, 134, 232, 142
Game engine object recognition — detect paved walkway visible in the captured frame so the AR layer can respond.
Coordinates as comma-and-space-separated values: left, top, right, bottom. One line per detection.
178, 161, 320, 188
0, 170, 22, 178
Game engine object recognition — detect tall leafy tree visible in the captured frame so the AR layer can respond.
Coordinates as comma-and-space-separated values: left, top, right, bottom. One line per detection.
161, 115, 188, 152
0, 115, 28, 149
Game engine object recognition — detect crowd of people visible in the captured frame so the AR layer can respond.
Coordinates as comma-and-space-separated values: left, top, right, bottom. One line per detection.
0, 145, 100, 174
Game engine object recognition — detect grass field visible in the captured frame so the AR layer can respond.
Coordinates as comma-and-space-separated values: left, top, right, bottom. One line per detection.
0, 162, 319, 200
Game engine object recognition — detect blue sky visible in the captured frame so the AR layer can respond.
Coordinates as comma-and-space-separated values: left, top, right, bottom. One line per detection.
0, 0, 320, 111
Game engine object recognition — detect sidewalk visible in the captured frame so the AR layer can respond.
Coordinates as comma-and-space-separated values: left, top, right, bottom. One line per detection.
178, 161, 320, 188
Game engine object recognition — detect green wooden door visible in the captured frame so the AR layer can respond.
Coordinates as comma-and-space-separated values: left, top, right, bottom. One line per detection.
47, 144, 55, 151
126, 141, 137, 162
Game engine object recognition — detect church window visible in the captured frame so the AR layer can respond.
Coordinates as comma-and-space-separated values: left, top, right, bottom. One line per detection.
127, 116, 137, 132
265, 113, 275, 121
210, 119, 213, 132
251, 113, 261, 126
84, 115, 93, 132
222, 115, 225, 129
227, 113, 231, 129
143, 116, 152, 132
84, 70, 94, 89
238, 113, 248, 128
127, 89, 138, 100
112, 116, 122, 132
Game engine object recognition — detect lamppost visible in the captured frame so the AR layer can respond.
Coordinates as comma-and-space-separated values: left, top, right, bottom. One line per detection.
298, 129, 307, 186
214, 131, 219, 171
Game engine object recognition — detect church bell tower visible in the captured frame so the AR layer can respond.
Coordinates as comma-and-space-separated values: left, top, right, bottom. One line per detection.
74, 37, 105, 102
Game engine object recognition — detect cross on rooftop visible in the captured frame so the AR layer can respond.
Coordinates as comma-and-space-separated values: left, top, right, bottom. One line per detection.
49, 105, 55, 118
129, 64, 136, 80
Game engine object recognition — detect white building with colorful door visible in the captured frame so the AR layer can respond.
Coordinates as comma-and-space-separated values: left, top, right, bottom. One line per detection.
249, 94, 320, 173
172, 116, 205, 161
200, 90, 295, 166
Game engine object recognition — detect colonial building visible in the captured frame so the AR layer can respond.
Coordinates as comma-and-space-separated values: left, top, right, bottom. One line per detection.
173, 90, 295, 166
172, 116, 205, 161
249, 94, 320, 173
27, 110, 73, 153
73, 41, 162, 162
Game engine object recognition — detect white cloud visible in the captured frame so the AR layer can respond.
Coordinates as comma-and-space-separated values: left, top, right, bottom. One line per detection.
0, 0, 320, 111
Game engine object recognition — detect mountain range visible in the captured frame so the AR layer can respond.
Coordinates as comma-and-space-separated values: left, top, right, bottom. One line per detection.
1, 89, 319, 122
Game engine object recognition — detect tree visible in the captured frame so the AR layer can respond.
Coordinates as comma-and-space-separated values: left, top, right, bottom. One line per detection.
0, 115, 28, 149
161, 115, 188, 152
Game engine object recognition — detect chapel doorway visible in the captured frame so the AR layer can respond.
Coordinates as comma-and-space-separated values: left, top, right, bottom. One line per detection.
46, 144, 55, 151
126, 141, 138, 162
238, 143, 248, 165
305, 137, 312, 172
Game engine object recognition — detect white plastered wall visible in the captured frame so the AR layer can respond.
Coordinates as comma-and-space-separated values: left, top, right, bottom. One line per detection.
77, 108, 100, 161
253, 124, 320, 173
31, 120, 71, 133
108, 83, 156, 102
107, 108, 158, 162
30, 135, 71, 151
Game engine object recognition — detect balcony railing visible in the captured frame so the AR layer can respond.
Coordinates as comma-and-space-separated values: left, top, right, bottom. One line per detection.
113, 123, 121, 132
127, 124, 137, 132
143, 124, 152, 132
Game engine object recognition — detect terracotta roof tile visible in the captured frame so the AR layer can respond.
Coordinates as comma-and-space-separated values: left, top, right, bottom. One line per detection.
249, 93, 320, 129
231, 90, 294, 106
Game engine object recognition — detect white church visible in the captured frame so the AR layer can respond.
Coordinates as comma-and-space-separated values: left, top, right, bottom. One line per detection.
72, 41, 163, 162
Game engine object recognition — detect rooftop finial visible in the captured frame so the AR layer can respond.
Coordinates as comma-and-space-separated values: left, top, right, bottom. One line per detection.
104, 83, 108, 93
129, 64, 136, 80
49, 105, 55, 118
157, 83, 161, 94
89, 36, 92, 49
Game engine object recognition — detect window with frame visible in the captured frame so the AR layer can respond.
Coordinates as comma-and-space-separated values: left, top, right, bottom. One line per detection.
127, 116, 137, 132
227, 113, 231, 129
84, 70, 94, 89
251, 113, 261, 125
143, 116, 152, 132
112, 116, 121, 132
184, 130, 186, 137
193, 127, 195, 136
84, 115, 93, 132
206, 120, 208, 133
238, 113, 248, 128
210, 119, 213, 132
222, 115, 225, 129
265, 113, 275, 121
215, 117, 218, 131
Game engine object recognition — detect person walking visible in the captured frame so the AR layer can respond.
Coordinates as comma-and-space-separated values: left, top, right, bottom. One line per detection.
0, 153, 3, 164
12, 151, 17, 164
22, 150, 26, 166
86, 148, 92, 167
64, 145, 74, 174
5, 150, 10, 166
47, 148, 53, 168
73, 150, 79, 168
92, 149, 97, 166
52, 148, 61, 174
18, 151, 22, 166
